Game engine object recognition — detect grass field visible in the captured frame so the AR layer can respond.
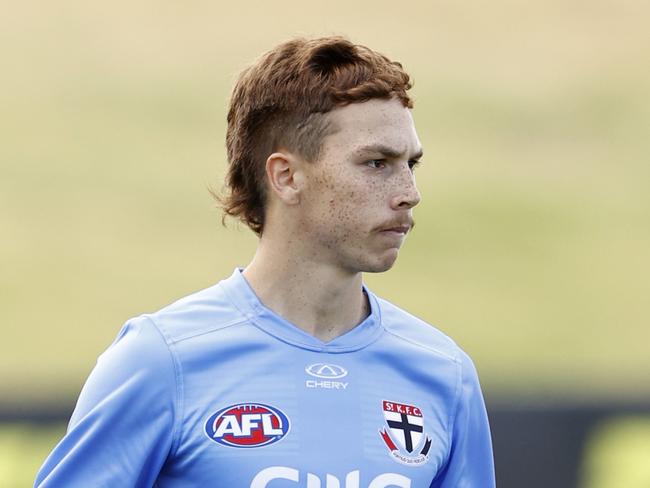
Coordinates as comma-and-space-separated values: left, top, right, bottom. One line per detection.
1, 0, 649, 485
2, 0, 648, 403
0, 424, 65, 487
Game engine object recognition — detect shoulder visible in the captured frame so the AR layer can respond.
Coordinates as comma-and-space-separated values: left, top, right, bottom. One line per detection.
139, 280, 248, 345
375, 295, 465, 365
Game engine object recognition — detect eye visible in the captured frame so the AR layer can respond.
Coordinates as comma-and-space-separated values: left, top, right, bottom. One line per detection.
366, 159, 386, 169
408, 159, 421, 171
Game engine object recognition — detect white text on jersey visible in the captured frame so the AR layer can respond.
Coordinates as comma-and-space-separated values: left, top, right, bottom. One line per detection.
250, 467, 411, 488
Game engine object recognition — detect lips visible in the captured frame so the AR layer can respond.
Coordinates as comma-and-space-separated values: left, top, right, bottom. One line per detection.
378, 221, 413, 234
380, 224, 411, 234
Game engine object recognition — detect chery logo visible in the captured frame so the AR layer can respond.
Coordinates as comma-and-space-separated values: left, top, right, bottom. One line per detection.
250, 467, 411, 488
305, 363, 348, 379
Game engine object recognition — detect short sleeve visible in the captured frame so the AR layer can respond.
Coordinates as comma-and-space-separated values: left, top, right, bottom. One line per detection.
34, 316, 178, 488
431, 351, 495, 488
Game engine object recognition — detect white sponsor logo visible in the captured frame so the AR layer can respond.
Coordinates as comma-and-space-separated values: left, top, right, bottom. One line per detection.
305, 380, 349, 390
250, 467, 412, 488
305, 364, 349, 390
305, 363, 348, 379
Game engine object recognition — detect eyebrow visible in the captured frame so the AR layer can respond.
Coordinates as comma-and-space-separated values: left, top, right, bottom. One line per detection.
357, 144, 423, 160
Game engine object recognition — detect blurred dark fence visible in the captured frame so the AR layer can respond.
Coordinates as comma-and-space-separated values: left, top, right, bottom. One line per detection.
3, 400, 650, 488
488, 400, 650, 488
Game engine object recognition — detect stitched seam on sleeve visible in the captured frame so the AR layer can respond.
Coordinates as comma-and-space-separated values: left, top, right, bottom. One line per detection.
169, 317, 252, 344
384, 328, 460, 363
448, 355, 463, 469
143, 316, 184, 460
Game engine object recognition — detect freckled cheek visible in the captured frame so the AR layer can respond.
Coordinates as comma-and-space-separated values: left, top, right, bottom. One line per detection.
309, 175, 382, 230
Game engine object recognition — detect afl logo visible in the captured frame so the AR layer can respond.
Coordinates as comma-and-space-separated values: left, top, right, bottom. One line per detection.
305, 363, 348, 379
205, 403, 290, 448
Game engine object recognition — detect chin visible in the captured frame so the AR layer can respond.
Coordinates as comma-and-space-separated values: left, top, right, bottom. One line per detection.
359, 249, 400, 274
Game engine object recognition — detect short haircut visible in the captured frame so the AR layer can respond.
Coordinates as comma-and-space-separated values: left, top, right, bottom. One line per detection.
219, 36, 413, 235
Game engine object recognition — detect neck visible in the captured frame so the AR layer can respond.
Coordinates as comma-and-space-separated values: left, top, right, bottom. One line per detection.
242, 233, 369, 343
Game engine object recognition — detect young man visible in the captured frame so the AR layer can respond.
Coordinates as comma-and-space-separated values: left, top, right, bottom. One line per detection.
36, 37, 495, 487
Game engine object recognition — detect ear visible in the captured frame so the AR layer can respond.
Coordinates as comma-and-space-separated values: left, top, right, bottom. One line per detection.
265, 151, 303, 205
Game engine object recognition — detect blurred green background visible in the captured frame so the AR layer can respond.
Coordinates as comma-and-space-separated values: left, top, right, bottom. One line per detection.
1, 0, 649, 486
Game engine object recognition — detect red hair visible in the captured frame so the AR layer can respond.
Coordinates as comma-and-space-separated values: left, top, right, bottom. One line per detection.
219, 36, 413, 235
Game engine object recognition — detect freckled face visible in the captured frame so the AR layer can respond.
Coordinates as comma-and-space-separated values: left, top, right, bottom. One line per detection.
297, 98, 422, 273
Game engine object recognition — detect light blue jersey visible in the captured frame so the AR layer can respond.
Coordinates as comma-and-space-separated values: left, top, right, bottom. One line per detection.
35, 269, 495, 487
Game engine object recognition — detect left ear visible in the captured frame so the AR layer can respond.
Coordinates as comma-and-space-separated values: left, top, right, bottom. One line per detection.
265, 150, 304, 205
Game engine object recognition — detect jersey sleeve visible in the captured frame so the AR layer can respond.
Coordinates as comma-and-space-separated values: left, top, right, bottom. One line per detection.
34, 316, 179, 488
431, 350, 495, 488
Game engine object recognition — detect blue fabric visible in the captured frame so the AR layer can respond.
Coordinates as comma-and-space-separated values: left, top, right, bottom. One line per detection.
35, 269, 495, 487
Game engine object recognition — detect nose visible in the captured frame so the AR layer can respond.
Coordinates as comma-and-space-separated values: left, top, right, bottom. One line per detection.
390, 165, 421, 210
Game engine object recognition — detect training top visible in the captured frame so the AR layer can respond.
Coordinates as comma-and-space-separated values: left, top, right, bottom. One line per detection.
35, 269, 495, 488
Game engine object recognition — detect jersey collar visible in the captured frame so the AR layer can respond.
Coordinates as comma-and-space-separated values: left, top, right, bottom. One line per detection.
219, 268, 384, 352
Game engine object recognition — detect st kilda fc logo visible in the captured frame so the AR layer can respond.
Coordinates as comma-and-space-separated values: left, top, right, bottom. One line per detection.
379, 400, 432, 466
